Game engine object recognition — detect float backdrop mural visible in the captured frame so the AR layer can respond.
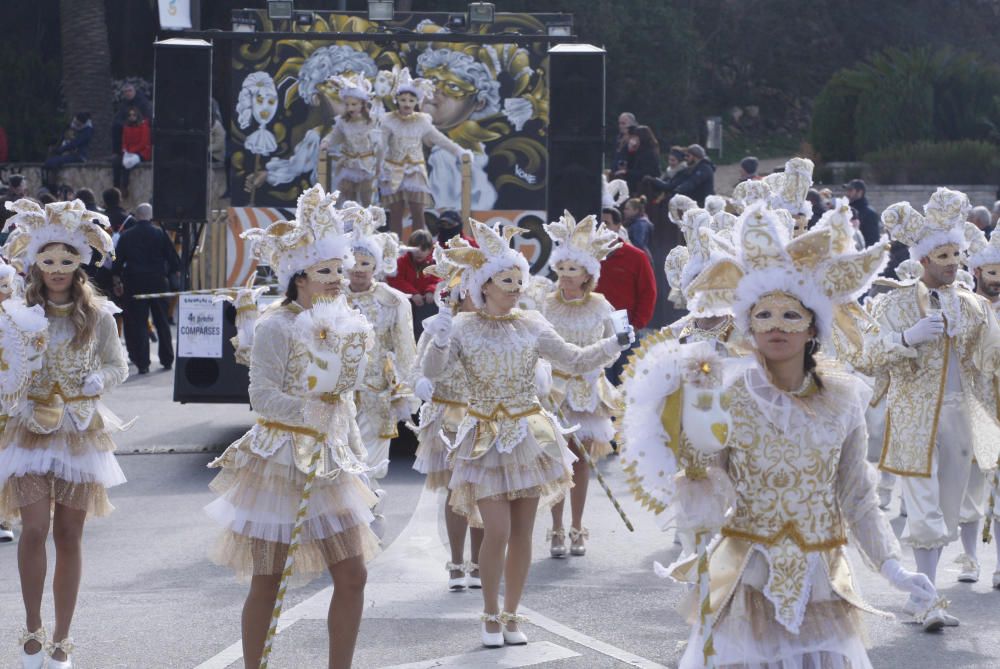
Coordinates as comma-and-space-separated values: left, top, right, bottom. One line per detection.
226, 10, 563, 278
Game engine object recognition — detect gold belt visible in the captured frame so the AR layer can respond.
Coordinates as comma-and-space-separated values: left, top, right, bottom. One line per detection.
468, 404, 541, 421
432, 396, 468, 408
342, 150, 375, 159
385, 157, 424, 167
28, 391, 97, 403
551, 370, 579, 381
256, 418, 324, 441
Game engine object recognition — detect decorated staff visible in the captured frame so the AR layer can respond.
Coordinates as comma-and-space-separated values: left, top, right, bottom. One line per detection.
203, 185, 379, 669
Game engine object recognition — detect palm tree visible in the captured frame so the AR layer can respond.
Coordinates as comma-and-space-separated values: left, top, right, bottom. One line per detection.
60, 0, 114, 158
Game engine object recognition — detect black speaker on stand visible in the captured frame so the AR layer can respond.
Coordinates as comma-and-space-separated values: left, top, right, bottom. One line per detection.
546, 44, 606, 225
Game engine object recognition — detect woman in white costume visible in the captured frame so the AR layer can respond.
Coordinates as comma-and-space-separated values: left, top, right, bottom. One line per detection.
421, 220, 633, 648
540, 211, 622, 557
204, 186, 380, 669
320, 73, 379, 206
0, 199, 125, 669
621, 197, 938, 667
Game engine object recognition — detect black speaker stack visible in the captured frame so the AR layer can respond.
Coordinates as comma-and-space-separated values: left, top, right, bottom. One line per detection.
546, 44, 606, 226
173, 301, 251, 404
153, 38, 212, 223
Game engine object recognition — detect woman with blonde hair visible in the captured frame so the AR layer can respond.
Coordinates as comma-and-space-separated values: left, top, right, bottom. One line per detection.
0, 199, 126, 669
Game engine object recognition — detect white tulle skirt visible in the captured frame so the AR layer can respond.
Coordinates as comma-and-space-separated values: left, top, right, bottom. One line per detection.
205, 437, 380, 583
380, 174, 433, 206
560, 408, 615, 460
0, 414, 126, 519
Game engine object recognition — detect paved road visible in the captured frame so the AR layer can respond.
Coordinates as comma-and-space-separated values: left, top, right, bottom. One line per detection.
3, 368, 1000, 668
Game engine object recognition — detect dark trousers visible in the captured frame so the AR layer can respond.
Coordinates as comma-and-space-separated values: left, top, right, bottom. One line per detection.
124, 285, 174, 370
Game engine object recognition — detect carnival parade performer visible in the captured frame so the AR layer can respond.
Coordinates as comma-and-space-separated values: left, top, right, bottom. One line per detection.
859, 188, 1000, 628
421, 220, 634, 648
540, 211, 623, 558
320, 74, 379, 206
621, 195, 938, 666
377, 67, 470, 234
410, 239, 483, 591
204, 185, 380, 669
342, 203, 417, 486
0, 198, 126, 669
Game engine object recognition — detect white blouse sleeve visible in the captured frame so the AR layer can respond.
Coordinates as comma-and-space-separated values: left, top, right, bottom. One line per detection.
94, 310, 129, 389
533, 313, 620, 375
247, 315, 307, 423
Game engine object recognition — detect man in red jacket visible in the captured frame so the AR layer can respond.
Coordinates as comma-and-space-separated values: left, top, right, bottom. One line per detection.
387, 229, 440, 305
596, 206, 656, 384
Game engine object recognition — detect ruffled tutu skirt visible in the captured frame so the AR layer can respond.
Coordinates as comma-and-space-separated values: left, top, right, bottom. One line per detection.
380, 173, 434, 207
447, 416, 574, 520
205, 437, 381, 584
332, 165, 376, 186
0, 414, 126, 520
678, 584, 871, 669
560, 407, 614, 461
412, 402, 463, 491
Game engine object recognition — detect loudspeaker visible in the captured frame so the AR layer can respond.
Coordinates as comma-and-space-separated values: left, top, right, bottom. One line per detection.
153, 39, 212, 222
173, 302, 250, 404
546, 44, 605, 224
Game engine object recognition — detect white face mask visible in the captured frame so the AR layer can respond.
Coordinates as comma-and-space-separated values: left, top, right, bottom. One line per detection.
749, 292, 812, 334
252, 87, 278, 126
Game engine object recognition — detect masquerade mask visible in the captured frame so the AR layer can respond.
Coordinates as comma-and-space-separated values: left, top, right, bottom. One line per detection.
305, 258, 344, 285
351, 251, 377, 273
252, 90, 277, 124
980, 264, 1000, 281
36, 247, 82, 275
750, 292, 812, 334
489, 268, 524, 294
422, 67, 478, 100
927, 244, 961, 269
553, 261, 588, 279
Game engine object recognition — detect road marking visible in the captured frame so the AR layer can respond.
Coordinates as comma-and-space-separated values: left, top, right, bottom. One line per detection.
195, 485, 669, 669
379, 641, 580, 669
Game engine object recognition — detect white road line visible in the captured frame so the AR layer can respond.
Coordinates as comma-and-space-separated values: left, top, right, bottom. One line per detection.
379, 641, 580, 669
195, 485, 669, 669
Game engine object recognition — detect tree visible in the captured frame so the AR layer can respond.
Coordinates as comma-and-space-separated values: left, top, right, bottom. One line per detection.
60, 0, 114, 158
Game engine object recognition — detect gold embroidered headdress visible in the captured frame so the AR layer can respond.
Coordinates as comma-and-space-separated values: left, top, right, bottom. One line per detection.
342, 201, 400, 278
439, 219, 529, 308
543, 210, 620, 283
964, 221, 1000, 271
662, 206, 737, 309
2, 199, 113, 270
241, 184, 352, 288
881, 187, 971, 261
686, 197, 888, 341
330, 72, 373, 102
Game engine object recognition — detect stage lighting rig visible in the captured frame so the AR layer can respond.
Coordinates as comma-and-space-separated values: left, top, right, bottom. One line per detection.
368, 1, 394, 21
267, 1, 294, 20
468, 2, 495, 27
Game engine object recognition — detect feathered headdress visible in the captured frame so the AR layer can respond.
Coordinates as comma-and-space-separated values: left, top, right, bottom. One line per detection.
966, 222, 1000, 271
685, 196, 888, 342
2, 199, 113, 270
543, 210, 620, 284
377, 66, 435, 104
425, 236, 474, 305
343, 201, 400, 278
241, 184, 353, 288
881, 187, 972, 261
439, 219, 529, 308
330, 72, 373, 102
601, 174, 629, 209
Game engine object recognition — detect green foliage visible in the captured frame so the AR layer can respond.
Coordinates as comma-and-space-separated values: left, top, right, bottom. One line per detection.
810, 48, 1000, 161
0, 45, 64, 161
863, 140, 1000, 185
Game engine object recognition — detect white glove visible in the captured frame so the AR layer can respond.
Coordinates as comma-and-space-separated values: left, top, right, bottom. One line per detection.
902, 314, 944, 347
459, 148, 474, 162
81, 373, 104, 397
302, 398, 332, 434
424, 309, 453, 347
414, 377, 434, 402
881, 558, 936, 604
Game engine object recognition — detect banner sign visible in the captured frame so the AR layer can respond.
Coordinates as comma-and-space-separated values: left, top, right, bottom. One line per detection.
158, 0, 192, 30
178, 294, 224, 358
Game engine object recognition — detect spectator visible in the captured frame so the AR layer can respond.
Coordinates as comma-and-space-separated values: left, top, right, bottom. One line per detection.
434, 209, 466, 246
843, 178, 880, 247
112, 83, 153, 154
43, 112, 93, 171
597, 206, 656, 384
75, 188, 100, 212
622, 195, 654, 259
671, 144, 715, 206
37, 191, 56, 205
102, 188, 129, 234
738, 156, 760, 181
969, 205, 993, 237
0, 174, 27, 244
612, 111, 637, 166
848, 207, 867, 251
387, 228, 440, 306
113, 106, 151, 198
642, 146, 688, 196
613, 125, 660, 194
113, 203, 179, 374
818, 188, 835, 210
56, 184, 76, 201
805, 189, 824, 228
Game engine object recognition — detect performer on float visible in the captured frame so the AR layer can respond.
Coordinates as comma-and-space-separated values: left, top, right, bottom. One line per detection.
320, 74, 379, 206
204, 186, 380, 669
0, 199, 125, 669
421, 220, 633, 648
343, 203, 417, 484
410, 240, 483, 591
864, 188, 1000, 625
540, 211, 622, 558
621, 197, 938, 666
960, 223, 1000, 588
377, 67, 471, 234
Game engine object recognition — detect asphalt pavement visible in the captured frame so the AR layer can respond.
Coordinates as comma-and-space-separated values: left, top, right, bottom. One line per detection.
2, 363, 1000, 668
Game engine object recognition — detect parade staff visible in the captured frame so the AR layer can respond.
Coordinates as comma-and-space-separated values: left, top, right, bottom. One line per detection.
111, 202, 178, 374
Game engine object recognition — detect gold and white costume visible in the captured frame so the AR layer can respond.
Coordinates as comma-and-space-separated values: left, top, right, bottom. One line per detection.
205, 185, 380, 581
326, 116, 379, 186
412, 328, 468, 490
379, 111, 464, 207
0, 199, 128, 520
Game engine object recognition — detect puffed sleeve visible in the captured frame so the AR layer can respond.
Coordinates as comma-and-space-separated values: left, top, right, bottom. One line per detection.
94, 310, 129, 389
421, 115, 465, 157
532, 312, 620, 374
837, 418, 902, 570
247, 314, 307, 423
421, 321, 462, 380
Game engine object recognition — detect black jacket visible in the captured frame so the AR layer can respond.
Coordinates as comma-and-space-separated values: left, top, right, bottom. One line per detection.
672, 159, 715, 206
850, 195, 880, 247
113, 220, 180, 294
